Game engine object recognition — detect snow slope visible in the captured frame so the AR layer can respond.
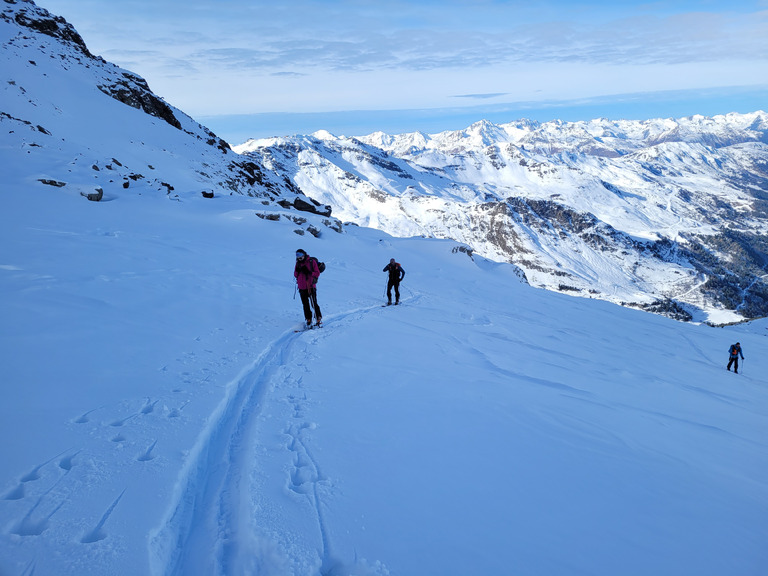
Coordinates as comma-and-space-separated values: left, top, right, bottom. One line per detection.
1, 0, 321, 210
2, 169, 768, 576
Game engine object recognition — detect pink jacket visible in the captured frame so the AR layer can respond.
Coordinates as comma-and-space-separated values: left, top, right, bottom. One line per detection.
294, 256, 320, 290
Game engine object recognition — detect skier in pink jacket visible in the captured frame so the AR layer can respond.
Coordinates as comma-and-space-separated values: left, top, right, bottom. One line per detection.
294, 249, 322, 327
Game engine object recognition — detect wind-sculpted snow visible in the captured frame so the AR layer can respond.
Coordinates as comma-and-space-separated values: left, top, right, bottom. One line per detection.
237, 113, 768, 323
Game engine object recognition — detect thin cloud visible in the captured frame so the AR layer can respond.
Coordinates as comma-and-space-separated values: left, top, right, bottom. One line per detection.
36, 0, 768, 120
271, 71, 307, 78
453, 93, 510, 100
176, 9, 767, 76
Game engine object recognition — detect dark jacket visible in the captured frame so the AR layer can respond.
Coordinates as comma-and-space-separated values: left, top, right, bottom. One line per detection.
729, 344, 744, 359
384, 262, 405, 283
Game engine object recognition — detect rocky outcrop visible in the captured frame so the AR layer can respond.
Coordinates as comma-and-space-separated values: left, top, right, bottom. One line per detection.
97, 74, 182, 130
293, 197, 332, 217
6, 0, 93, 57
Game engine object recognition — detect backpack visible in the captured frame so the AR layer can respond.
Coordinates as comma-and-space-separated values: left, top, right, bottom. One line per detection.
309, 256, 326, 274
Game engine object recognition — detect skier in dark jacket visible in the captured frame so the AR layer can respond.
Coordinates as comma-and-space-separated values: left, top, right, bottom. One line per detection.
727, 342, 744, 373
294, 249, 322, 327
383, 258, 405, 305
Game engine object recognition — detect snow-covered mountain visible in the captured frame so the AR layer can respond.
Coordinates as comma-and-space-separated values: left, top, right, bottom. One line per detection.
237, 114, 768, 324
8, 0, 766, 325
2, 3, 768, 576
2, 0, 336, 230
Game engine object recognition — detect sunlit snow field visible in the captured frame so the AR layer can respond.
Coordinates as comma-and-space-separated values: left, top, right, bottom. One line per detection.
1, 185, 766, 575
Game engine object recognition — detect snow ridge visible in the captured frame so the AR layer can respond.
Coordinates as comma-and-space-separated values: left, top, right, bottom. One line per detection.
1, 0, 336, 221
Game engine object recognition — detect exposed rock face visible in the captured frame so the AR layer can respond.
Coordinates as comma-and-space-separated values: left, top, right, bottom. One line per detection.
97, 75, 182, 130
7, 0, 92, 57
293, 197, 332, 217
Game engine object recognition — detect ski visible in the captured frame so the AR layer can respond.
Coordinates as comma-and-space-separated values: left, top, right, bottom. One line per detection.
295, 321, 322, 332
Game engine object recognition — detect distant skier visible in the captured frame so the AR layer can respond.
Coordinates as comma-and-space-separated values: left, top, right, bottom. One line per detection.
294, 249, 322, 328
383, 258, 405, 305
726, 342, 744, 373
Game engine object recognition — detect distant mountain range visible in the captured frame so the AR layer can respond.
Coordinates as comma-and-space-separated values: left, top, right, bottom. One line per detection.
4, 0, 767, 324
235, 114, 768, 323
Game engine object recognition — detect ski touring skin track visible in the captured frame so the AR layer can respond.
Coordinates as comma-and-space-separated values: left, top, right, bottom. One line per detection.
148, 330, 292, 575
150, 297, 420, 575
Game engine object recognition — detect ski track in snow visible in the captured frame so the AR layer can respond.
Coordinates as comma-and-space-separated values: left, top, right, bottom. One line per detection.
150, 300, 408, 576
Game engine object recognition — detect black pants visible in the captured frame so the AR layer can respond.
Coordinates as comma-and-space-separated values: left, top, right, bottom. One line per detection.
299, 288, 321, 323
387, 280, 400, 303
727, 356, 739, 372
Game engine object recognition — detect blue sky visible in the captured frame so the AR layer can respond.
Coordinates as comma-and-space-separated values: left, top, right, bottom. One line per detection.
42, 0, 768, 142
